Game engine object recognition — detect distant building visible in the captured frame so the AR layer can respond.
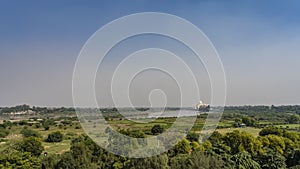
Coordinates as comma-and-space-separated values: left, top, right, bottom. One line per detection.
195, 101, 210, 112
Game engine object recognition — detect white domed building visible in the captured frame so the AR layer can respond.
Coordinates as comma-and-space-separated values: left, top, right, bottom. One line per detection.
195, 101, 210, 112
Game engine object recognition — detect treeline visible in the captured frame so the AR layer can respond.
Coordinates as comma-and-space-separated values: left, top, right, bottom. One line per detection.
0, 126, 300, 168
223, 106, 300, 128
2, 104, 300, 115
0, 104, 75, 114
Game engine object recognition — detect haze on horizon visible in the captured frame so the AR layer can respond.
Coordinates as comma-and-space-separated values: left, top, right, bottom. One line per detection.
1, 1, 300, 107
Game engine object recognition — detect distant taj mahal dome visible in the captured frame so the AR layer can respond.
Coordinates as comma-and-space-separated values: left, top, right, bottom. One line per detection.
195, 101, 210, 112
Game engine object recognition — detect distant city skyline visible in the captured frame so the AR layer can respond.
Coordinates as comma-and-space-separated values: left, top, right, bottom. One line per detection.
1, 1, 300, 107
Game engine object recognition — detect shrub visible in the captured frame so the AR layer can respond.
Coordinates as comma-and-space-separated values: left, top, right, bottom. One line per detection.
46, 131, 63, 142
17, 137, 44, 156
18, 120, 28, 126
151, 125, 164, 135
20, 129, 41, 138
44, 125, 50, 131
186, 132, 199, 142
0, 128, 9, 138
259, 126, 283, 136
35, 123, 41, 128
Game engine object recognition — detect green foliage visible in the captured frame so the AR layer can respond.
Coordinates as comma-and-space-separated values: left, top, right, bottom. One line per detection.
264, 135, 286, 154
55, 152, 77, 169
46, 131, 63, 142
34, 123, 41, 128
191, 141, 203, 151
125, 153, 169, 169
17, 137, 44, 156
42, 119, 56, 131
0, 127, 9, 138
202, 140, 213, 150
283, 131, 300, 143
230, 152, 261, 169
170, 154, 193, 169
41, 154, 60, 169
0, 150, 41, 169
18, 120, 28, 126
186, 132, 199, 142
0, 104, 30, 114
242, 116, 256, 127
223, 130, 262, 155
208, 131, 223, 146
119, 129, 146, 138
259, 126, 283, 136
20, 128, 41, 138
119, 129, 147, 146
287, 114, 300, 124
286, 150, 300, 167
254, 148, 287, 169
170, 151, 228, 169
61, 119, 72, 125
174, 139, 191, 155
0, 105, 299, 168
70, 142, 93, 168
287, 149, 300, 168
151, 125, 164, 135
44, 125, 50, 131
1, 120, 12, 128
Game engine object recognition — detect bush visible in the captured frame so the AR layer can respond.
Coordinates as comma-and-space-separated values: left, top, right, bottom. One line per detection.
46, 131, 64, 142
35, 123, 41, 128
44, 125, 50, 131
0, 131, 8, 138
186, 132, 199, 142
259, 126, 283, 136
17, 137, 44, 157
151, 125, 164, 135
18, 120, 28, 126
20, 129, 41, 138
0, 128, 9, 138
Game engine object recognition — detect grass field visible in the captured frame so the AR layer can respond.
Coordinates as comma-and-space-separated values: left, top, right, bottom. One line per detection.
216, 127, 261, 137
2, 124, 85, 154
43, 139, 71, 154
1, 116, 298, 155
274, 124, 300, 129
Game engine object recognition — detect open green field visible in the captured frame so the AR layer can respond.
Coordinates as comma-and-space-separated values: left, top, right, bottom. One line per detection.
2, 123, 85, 154
274, 124, 300, 129
43, 139, 71, 154
216, 127, 261, 137
1, 112, 299, 156
1, 105, 300, 168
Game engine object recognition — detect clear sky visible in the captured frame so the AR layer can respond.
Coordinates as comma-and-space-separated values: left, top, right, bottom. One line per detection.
1, 0, 300, 107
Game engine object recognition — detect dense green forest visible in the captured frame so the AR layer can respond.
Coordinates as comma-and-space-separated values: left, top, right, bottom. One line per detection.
0, 105, 299, 168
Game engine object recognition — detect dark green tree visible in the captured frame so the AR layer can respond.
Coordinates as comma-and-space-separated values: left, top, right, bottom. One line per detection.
223, 130, 262, 155
230, 152, 261, 169
287, 149, 300, 168
173, 139, 191, 155
55, 152, 77, 169
186, 132, 199, 142
259, 126, 283, 136
41, 153, 60, 169
17, 137, 44, 156
46, 131, 63, 142
20, 128, 41, 138
254, 148, 286, 169
0, 150, 41, 169
242, 116, 256, 127
124, 153, 169, 169
151, 125, 164, 135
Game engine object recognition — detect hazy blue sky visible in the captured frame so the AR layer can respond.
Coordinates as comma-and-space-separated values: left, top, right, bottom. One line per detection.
0, 0, 300, 107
